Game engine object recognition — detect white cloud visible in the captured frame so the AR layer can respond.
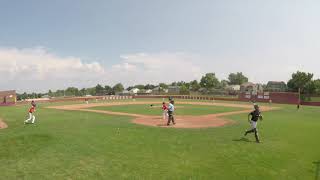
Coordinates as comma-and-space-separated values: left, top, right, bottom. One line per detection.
110, 52, 203, 85
0, 48, 205, 92
1, 47, 320, 93
0, 47, 106, 92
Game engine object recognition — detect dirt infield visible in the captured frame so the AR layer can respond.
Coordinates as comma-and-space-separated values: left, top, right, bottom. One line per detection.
48, 101, 278, 129
0, 118, 8, 129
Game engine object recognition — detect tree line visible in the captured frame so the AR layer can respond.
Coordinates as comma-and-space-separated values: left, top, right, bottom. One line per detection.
287, 71, 320, 95
16, 71, 320, 100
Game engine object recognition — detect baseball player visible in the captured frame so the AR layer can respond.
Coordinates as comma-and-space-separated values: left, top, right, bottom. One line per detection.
244, 104, 263, 143
24, 101, 36, 124
167, 100, 175, 126
162, 102, 168, 120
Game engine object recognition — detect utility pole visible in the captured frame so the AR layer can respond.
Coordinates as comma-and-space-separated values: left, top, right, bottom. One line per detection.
298, 87, 301, 105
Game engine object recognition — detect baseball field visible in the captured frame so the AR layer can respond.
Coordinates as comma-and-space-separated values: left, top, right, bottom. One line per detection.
0, 98, 320, 179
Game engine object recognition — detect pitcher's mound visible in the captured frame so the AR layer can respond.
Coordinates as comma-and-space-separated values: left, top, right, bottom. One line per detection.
133, 115, 233, 128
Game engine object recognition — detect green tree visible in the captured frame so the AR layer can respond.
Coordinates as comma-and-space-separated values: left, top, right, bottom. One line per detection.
180, 84, 190, 95
144, 84, 156, 90
55, 90, 64, 97
220, 80, 229, 89
65, 87, 79, 96
200, 73, 220, 89
177, 81, 190, 89
48, 90, 53, 97
20, 92, 28, 100
95, 84, 104, 95
159, 83, 168, 89
79, 88, 87, 96
287, 71, 313, 93
170, 82, 177, 86
313, 79, 320, 94
189, 80, 201, 91
104, 85, 113, 95
37, 93, 42, 98
305, 81, 316, 94
113, 83, 124, 93
126, 86, 134, 91
228, 72, 248, 85
86, 87, 96, 96
134, 84, 145, 90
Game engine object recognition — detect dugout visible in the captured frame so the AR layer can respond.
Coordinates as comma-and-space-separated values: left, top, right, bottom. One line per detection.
0, 90, 17, 106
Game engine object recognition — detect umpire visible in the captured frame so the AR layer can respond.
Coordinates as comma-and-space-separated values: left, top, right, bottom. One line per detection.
167, 100, 175, 126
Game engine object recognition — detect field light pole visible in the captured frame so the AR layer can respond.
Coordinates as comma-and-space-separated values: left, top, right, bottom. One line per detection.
298, 87, 301, 105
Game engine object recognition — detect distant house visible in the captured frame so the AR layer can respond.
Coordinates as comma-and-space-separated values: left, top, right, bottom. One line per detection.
240, 82, 254, 92
41, 95, 51, 98
152, 86, 168, 94
145, 89, 152, 94
266, 81, 287, 92
129, 88, 140, 94
168, 86, 180, 94
0, 90, 16, 105
240, 82, 263, 94
119, 90, 131, 96
225, 85, 240, 91
152, 87, 161, 94
225, 85, 240, 95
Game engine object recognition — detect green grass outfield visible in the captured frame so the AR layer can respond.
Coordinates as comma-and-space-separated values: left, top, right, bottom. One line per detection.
0, 99, 320, 179
89, 103, 246, 116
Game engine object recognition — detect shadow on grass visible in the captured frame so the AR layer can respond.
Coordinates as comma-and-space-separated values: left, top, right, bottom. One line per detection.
314, 161, 320, 180
157, 124, 168, 127
232, 137, 254, 143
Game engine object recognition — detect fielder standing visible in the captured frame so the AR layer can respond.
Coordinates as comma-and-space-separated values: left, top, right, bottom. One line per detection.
244, 104, 263, 143
24, 101, 37, 124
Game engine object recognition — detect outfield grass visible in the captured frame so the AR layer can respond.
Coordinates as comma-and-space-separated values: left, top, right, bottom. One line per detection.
0, 100, 319, 179
89, 103, 246, 116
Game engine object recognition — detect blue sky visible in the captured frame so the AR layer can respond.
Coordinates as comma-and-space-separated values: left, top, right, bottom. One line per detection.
1, 0, 320, 92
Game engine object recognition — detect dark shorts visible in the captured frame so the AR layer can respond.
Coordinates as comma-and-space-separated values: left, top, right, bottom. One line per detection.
168, 111, 174, 117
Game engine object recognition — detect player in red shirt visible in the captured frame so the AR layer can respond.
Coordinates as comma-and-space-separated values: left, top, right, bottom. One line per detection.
24, 101, 36, 124
162, 102, 168, 120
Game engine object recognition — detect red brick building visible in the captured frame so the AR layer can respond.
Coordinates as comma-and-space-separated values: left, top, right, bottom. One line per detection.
0, 90, 17, 106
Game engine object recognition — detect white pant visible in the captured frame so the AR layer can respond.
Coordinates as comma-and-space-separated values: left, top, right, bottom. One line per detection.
25, 113, 36, 123
251, 120, 258, 129
163, 110, 168, 120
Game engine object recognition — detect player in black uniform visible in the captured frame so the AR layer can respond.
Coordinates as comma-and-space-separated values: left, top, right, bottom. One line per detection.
244, 104, 263, 143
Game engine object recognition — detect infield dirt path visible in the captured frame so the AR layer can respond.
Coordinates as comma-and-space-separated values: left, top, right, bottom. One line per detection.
48, 101, 278, 129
